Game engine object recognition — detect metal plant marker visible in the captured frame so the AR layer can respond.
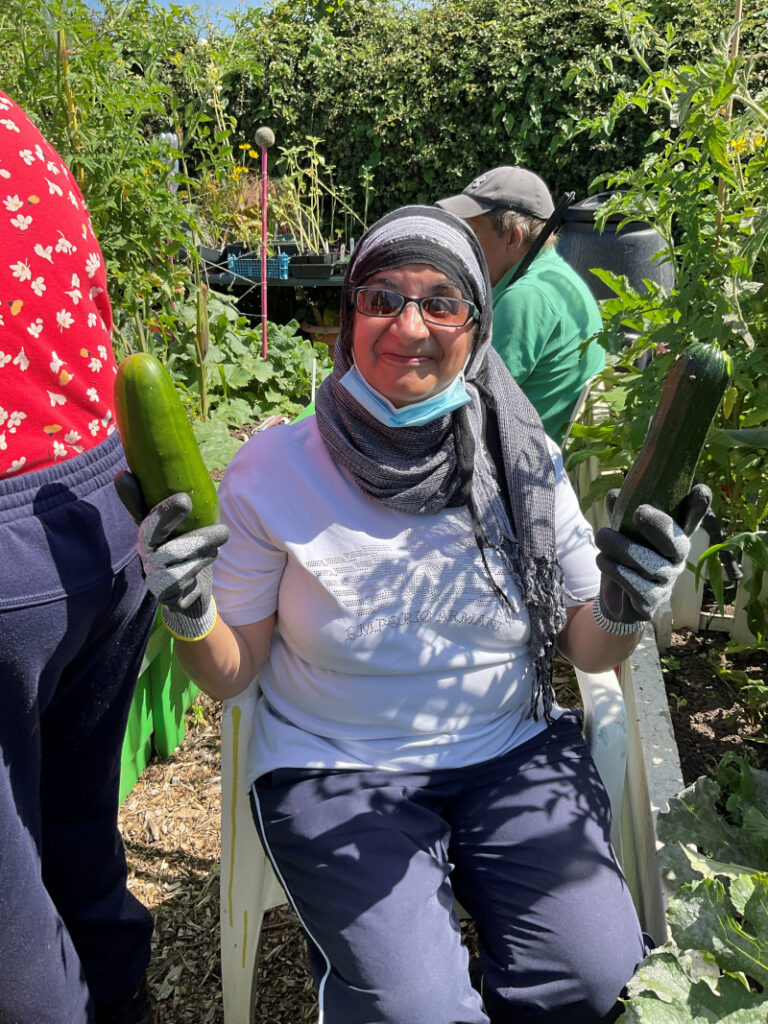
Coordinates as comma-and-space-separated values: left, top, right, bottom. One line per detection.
254, 126, 275, 358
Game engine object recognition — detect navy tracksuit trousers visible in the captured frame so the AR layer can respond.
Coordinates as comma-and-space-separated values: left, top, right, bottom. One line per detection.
252, 712, 648, 1024
0, 433, 156, 1023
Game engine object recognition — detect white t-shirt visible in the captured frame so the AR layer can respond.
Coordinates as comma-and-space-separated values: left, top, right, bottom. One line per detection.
212, 416, 601, 782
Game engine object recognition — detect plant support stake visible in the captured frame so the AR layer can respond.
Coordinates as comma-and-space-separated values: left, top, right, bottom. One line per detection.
255, 126, 276, 358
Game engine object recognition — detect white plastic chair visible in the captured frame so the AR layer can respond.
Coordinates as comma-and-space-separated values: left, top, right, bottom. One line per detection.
562, 376, 613, 535
561, 374, 598, 446
219, 667, 628, 1024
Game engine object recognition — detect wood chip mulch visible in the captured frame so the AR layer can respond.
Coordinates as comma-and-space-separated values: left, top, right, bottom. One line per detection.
119, 694, 322, 1024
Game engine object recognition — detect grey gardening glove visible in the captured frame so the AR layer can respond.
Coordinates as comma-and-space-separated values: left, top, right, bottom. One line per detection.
116, 471, 229, 640
593, 484, 712, 635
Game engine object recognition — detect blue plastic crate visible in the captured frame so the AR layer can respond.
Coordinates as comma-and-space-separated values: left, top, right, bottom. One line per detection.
227, 251, 290, 280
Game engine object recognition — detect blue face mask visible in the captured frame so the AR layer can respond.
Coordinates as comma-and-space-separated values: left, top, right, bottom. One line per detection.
339, 361, 471, 427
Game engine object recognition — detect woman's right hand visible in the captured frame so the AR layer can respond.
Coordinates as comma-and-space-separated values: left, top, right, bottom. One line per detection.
115, 470, 230, 639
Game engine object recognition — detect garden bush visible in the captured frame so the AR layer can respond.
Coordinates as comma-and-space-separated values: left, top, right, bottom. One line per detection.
224, 0, 738, 221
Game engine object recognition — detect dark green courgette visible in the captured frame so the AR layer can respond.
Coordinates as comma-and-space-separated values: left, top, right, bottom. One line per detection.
610, 343, 731, 539
114, 353, 218, 536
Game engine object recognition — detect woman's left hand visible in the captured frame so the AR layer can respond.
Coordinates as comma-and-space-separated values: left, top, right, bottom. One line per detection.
593, 484, 712, 633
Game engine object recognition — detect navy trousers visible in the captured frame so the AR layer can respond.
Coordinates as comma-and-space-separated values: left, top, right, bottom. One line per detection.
252, 712, 646, 1024
0, 434, 156, 1023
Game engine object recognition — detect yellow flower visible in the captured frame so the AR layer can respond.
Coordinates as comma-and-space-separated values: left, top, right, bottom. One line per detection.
238, 143, 251, 150
248, 149, 259, 159
729, 136, 747, 154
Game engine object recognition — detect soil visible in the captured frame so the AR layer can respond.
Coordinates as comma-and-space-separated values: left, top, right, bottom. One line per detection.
662, 626, 768, 784
119, 629, 768, 1023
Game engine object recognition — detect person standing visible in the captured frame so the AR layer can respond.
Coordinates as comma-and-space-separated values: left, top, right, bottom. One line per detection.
437, 166, 605, 444
0, 90, 155, 1023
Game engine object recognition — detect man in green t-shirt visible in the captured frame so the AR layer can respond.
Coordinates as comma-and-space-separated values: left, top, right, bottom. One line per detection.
437, 167, 605, 445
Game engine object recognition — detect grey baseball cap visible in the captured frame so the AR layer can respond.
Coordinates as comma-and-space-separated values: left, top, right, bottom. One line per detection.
436, 166, 555, 220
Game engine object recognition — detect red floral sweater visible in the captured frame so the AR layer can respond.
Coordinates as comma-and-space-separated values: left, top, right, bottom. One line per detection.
0, 90, 118, 477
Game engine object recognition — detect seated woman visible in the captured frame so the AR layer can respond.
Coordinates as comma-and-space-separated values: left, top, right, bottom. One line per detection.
119, 205, 709, 1024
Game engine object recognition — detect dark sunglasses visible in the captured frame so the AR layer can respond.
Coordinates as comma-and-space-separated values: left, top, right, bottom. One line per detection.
354, 286, 478, 327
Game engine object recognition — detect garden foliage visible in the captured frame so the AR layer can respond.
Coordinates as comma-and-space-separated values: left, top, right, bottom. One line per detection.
564, 1, 768, 640
1, 0, 331, 436
617, 754, 768, 1022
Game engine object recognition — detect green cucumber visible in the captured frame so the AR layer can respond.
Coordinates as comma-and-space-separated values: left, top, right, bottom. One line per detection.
610, 342, 730, 539
114, 353, 218, 536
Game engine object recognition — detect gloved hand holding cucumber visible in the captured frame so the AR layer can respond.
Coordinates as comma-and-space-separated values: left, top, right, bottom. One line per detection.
113, 353, 229, 641
591, 342, 729, 635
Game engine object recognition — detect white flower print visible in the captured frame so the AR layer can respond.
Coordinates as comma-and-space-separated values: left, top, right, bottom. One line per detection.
0, 97, 9, 110
90, 287, 104, 299
0, 119, 20, 133
7, 457, 27, 474
68, 191, 78, 208
8, 411, 26, 432
0, 352, 11, 368
0, 408, 6, 427
65, 273, 82, 304
46, 160, 60, 175
35, 145, 45, 162
87, 312, 98, 327
56, 235, 76, 255
46, 177, 63, 197
106, 423, 116, 436
50, 352, 65, 373
10, 260, 31, 282
34, 243, 53, 263
56, 309, 74, 330
4, 194, 23, 212
88, 357, 103, 372
53, 440, 67, 459
0, 433, 5, 451
10, 213, 32, 231
88, 419, 100, 436
85, 252, 101, 278
19, 149, 35, 166
31, 277, 46, 297
13, 348, 29, 369
0, 166, 10, 180
0, 312, 4, 326
64, 430, 81, 444
97, 345, 108, 360
47, 392, 66, 407
86, 387, 99, 402
26, 319, 43, 339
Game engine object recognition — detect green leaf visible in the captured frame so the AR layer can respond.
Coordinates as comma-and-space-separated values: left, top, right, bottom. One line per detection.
669, 877, 768, 989
191, 418, 243, 472
710, 428, 768, 449
657, 778, 763, 890
621, 944, 768, 1022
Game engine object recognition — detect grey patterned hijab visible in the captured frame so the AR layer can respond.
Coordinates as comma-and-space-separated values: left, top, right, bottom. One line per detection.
315, 205, 565, 720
